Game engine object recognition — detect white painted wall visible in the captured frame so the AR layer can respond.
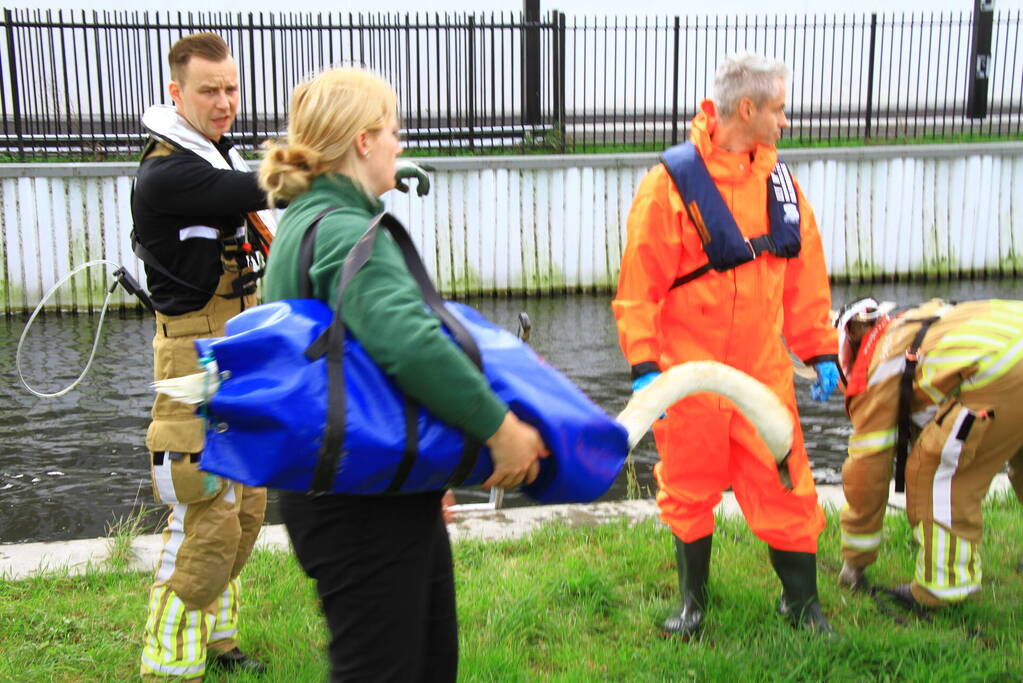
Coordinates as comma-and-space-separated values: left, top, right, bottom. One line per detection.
1, 142, 1021, 314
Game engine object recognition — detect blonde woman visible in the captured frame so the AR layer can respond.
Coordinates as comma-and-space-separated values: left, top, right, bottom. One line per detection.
259, 68, 548, 681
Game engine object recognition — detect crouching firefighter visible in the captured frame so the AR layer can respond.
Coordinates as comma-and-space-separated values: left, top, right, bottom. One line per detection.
835, 297, 1023, 608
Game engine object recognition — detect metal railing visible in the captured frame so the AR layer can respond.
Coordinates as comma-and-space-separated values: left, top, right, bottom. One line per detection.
0, 8, 1020, 159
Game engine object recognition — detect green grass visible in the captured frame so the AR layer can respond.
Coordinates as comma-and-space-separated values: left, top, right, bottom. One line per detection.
1, 498, 1021, 681
4, 131, 1022, 164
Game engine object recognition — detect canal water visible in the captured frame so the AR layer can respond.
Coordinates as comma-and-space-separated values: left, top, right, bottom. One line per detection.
1, 279, 1019, 544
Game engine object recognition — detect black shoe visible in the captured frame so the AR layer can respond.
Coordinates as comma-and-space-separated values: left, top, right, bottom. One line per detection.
661, 534, 712, 639
768, 547, 835, 635
210, 648, 266, 675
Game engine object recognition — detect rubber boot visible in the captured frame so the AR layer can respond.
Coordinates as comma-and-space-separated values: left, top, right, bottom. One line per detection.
661, 534, 712, 638
768, 547, 834, 634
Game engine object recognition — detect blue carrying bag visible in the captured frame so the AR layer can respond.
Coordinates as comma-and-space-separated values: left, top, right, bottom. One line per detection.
194, 210, 628, 503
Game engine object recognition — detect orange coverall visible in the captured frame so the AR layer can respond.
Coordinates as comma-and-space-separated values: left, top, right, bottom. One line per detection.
613, 102, 837, 552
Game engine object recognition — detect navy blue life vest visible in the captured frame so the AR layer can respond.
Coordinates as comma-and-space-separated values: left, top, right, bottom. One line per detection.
660, 142, 802, 288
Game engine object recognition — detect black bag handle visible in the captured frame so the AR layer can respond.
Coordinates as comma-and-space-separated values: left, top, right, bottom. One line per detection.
297, 207, 484, 493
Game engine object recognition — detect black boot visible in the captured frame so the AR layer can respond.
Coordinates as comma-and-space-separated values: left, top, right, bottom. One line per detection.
210, 647, 267, 674
768, 547, 834, 634
662, 534, 712, 638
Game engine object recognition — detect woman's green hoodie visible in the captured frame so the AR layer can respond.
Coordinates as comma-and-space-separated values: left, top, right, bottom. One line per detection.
263, 173, 507, 443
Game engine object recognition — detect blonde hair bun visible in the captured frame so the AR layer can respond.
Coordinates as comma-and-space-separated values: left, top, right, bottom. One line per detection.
258, 67, 398, 206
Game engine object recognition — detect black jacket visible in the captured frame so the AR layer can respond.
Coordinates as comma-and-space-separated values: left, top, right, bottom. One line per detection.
131, 136, 267, 315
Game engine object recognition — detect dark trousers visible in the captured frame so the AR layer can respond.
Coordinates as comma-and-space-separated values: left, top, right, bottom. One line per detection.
280, 490, 458, 683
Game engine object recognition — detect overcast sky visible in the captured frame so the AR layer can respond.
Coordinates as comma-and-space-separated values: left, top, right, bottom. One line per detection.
12, 0, 1022, 15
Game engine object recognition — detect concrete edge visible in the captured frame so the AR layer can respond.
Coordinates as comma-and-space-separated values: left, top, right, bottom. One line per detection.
1, 476, 1012, 581
1, 141, 1020, 177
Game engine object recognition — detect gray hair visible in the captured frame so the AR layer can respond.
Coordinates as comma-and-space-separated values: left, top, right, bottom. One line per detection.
713, 53, 791, 119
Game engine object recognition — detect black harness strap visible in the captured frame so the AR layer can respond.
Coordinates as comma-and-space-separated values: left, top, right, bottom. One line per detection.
301, 208, 485, 494
130, 136, 263, 304
669, 264, 713, 290
668, 235, 782, 291
894, 316, 940, 493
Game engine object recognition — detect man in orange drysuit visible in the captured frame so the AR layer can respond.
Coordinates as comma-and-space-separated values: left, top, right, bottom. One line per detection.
613, 52, 840, 636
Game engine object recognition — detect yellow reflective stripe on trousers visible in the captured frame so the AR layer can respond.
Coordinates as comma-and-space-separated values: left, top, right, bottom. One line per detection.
210, 577, 240, 643
140, 585, 213, 677
913, 524, 982, 603
848, 429, 896, 457
841, 530, 882, 551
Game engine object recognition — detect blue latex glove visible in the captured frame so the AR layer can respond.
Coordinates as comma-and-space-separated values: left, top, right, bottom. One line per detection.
631, 371, 665, 419
631, 371, 661, 393
810, 361, 840, 402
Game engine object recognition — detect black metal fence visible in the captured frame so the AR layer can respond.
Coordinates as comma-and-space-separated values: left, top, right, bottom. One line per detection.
0, 8, 1020, 159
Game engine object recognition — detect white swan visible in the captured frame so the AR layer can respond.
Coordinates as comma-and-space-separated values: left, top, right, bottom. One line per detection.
155, 359, 794, 485
615, 361, 794, 486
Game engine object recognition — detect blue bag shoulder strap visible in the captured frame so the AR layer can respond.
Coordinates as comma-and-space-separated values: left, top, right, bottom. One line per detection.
301, 209, 484, 493
298, 206, 343, 298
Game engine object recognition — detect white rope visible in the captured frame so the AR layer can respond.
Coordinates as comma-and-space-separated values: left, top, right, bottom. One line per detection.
16, 259, 126, 399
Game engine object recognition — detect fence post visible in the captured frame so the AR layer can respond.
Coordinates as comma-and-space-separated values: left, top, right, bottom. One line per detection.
2, 9, 23, 159
467, 15, 476, 152
522, 0, 541, 126
248, 13, 257, 145
966, 0, 995, 118
549, 10, 566, 152
864, 12, 877, 140
671, 16, 680, 146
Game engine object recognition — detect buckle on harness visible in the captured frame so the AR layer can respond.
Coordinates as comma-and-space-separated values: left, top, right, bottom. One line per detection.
230, 270, 262, 298
744, 238, 757, 260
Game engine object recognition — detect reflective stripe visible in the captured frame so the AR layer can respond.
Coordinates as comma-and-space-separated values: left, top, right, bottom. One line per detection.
913, 523, 982, 603
141, 654, 205, 677
964, 336, 1023, 390
848, 429, 896, 457
933, 409, 969, 529
925, 582, 982, 601
941, 332, 1006, 347
179, 225, 219, 240
777, 162, 798, 203
140, 585, 212, 676
841, 530, 882, 551
210, 578, 240, 642
156, 503, 187, 582
153, 453, 176, 503
867, 355, 905, 388
971, 318, 1023, 336
911, 404, 938, 428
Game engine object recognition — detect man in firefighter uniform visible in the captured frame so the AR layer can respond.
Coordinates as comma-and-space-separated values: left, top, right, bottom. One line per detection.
134, 34, 432, 680
613, 52, 840, 637
835, 297, 1023, 608
132, 32, 272, 680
